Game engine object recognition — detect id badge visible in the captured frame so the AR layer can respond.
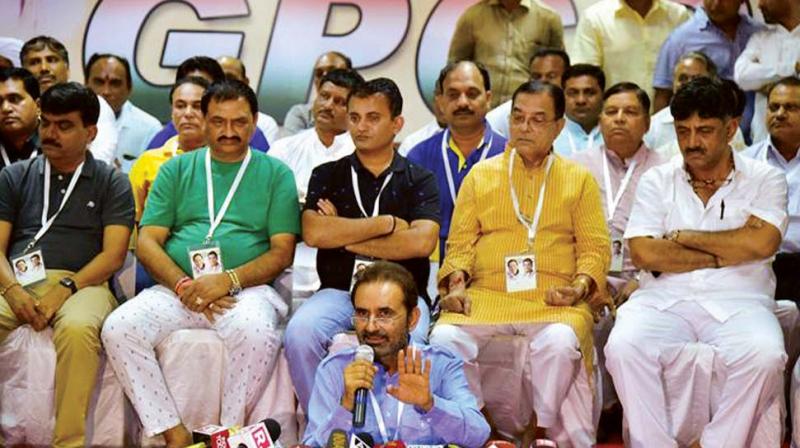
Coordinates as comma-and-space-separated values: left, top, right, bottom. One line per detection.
505, 254, 536, 293
610, 236, 624, 273
350, 257, 375, 290
11, 249, 47, 287
187, 242, 224, 279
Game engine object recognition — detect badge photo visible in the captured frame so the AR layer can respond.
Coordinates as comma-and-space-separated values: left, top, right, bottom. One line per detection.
11, 249, 47, 287
187, 243, 224, 279
350, 257, 375, 290
610, 237, 625, 272
505, 254, 537, 293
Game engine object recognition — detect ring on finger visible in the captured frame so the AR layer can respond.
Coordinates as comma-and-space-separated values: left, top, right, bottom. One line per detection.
195, 297, 203, 305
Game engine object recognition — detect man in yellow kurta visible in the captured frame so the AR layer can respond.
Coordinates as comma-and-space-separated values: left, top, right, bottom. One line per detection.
430, 80, 610, 447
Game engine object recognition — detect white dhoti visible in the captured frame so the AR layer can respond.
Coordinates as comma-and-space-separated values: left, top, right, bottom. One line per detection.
101, 284, 285, 437
430, 322, 593, 445
605, 300, 787, 448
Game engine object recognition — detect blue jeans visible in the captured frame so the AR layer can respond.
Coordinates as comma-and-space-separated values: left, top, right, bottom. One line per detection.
284, 288, 430, 412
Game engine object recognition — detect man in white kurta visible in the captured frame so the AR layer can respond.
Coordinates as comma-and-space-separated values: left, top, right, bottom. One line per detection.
605, 77, 788, 448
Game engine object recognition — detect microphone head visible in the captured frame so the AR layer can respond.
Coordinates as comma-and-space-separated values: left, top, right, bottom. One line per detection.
355, 344, 374, 363
355, 432, 374, 447
263, 418, 281, 441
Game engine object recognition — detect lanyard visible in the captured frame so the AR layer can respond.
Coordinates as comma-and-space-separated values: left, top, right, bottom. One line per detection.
567, 128, 596, 155
351, 166, 393, 217
204, 149, 252, 242
508, 148, 553, 246
369, 390, 405, 443
440, 128, 493, 205
601, 150, 637, 223
26, 159, 84, 253
0, 144, 37, 167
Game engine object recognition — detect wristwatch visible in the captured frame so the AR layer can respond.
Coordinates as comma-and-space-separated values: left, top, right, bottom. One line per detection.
59, 277, 78, 295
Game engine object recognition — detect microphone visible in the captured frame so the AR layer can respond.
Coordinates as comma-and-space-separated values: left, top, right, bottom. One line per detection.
349, 432, 375, 448
376, 442, 406, 448
192, 424, 239, 448
326, 429, 348, 448
352, 344, 375, 428
226, 418, 282, 448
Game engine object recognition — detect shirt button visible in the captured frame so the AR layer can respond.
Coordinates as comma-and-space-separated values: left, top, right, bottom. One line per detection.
57, 175, 64, 181
60, 189, 66, 194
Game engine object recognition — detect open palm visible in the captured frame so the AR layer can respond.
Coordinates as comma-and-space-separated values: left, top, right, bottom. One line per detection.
387, 347, 433, 411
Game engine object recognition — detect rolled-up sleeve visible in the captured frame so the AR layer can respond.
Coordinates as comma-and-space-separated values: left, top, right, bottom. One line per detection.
745, 165, 788, 236
624, 168, 669, 240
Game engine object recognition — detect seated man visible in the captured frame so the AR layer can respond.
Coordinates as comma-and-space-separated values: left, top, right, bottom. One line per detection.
217, 55, 280, 145
605, 77, 788, 448
101, 80, 300, 448
285, 78, 440, 414
744, 76, 800, 306
407, 60, 507, 258
0, 82, 134, 447
431, 80, 610, 447
0, 67, 40, 169
304, 261, 490, 447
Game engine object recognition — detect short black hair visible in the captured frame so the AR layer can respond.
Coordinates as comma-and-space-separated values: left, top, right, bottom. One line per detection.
21, 36, 69, 66
85, 53, 132, 89
529, 47, 571, 70
319, 68, 364, 92
176, 56, 225, 83
0, 67, 40, 100
40, 82, 100, 126
436, 60, 491, 93
562, 63, 606, 91
351, 261, 418, 314
201, 79, 259, 116
511, 80, 565, 119
169, 76, 210, 105
603, 82, 650, 112
324, 51, 353, 69
768, 76, 800, 97
671, 77, 735, 121
721, 79, 746, 118
347, 77, 403, 118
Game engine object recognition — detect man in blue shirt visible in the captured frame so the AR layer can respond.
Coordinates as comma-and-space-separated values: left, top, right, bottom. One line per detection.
304, 261, 490, 447
652, 0, 763, 116
407, 61, 506, 258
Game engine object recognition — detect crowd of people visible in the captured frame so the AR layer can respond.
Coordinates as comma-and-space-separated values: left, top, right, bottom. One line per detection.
0, 0, 799, 446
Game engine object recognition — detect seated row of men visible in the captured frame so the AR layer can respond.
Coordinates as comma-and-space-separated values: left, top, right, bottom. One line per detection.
0, 46, 799, 448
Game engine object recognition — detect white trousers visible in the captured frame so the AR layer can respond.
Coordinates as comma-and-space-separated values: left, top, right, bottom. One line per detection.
101, 285, 283, 437
430, 322, 585, 429
605, 300, 787, 448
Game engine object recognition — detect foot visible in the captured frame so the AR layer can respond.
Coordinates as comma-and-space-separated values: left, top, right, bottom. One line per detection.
163, 423, 193, 448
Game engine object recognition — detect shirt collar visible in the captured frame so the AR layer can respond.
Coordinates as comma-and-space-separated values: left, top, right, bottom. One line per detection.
766, 136, 800, 164
677, 147, 748, 183
349, 150, 407, 176
37, 150, 97, 179
565, 116, 600, 137
615, 0, 664, 17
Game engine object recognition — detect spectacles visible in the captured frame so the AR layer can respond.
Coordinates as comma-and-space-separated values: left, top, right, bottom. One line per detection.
510, 114, 556, 129
351, 313, 404, 327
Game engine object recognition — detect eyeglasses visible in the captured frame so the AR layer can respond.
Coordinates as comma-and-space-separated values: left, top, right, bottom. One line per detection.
510, 114, 556, 129
351, 313, 404, 327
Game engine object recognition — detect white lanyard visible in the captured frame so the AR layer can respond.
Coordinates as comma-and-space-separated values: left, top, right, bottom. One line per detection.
440, 128, 493, 205
508, 148, 553, 246
204, 149, 252, 242
567, 129, 596, 155
369, 390, 404, 443
26, 159, 84, 252
601, 151, 637, 223
0, 144, 37, 167
351, 166, 393, 217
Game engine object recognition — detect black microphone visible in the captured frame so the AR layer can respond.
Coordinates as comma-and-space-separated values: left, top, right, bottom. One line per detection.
326, 429, 348, 448
264, 418, 281, 443
352, 344, 375, 428
350, 432, 375, 448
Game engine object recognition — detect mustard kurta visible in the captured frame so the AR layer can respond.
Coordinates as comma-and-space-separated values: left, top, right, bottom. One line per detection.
438, 149, 610, 374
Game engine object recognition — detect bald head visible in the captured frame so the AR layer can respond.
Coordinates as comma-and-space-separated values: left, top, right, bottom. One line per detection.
218, 56, 248, 85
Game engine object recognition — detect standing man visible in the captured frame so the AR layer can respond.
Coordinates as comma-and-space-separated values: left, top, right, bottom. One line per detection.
486, 48, 570, 138
217, 55, 280, 145
734, 0, 800, 143
0, 68, 40, 169
744, 77, 800, 305
407, 61, 506, 258
605, 77, 788, 448
652, 0, 763, 112
448, 0, 564, 108
572, 0, 690, 109
430, 81, 610, 447
102, 80, 300, 448
20, 36, 118, 165
553, 64, 605, 157
303, 261, 490, 447
285, 78, 440, 413
0, 82, 134, 447
283, 51, 352, 136
85, 53, 162, 172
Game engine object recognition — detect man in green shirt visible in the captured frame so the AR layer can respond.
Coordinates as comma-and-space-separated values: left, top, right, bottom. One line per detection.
101, 80, 300, 448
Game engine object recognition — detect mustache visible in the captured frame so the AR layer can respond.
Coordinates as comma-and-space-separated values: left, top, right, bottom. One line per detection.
453, 107, 474, 116
684, 146, 705, 154
216, 136, 241, 143
41, 138, 61, 148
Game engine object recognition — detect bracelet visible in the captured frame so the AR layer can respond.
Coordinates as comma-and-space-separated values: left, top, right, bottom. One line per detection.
226, 269, 242, 296
0, 282, 20, 296
173, 276, 191, 295
571, 276, 593, 300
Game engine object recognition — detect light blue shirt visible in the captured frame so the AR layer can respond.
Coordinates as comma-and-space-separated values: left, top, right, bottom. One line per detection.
743, 138, 800, 253
553, 117, 601, 158
115, 101, 162, 173
304, 344, 490, 447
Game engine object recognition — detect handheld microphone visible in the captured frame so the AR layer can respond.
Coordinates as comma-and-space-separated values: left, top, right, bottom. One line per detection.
352, 344, 375, 428
192, 424, 238, 448
349, 432, 375, 448
326, 429, 348, 448
226, 418, 282, 448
